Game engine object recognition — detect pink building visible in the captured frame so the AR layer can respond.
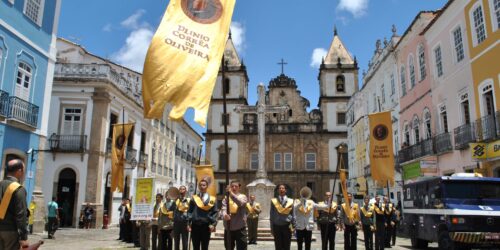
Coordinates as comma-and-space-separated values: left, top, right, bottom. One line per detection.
396, 12, 439, 176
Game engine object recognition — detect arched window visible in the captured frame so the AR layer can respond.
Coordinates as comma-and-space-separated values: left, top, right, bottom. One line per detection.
400, 66, 407, 96
418, 44, 426, 80
404, 123, 410, 146
336, 75, 345, 92
409, 55, 416, 88
423, 109, 431, 139
15, 62, 32, 101
413, 116, 420, 144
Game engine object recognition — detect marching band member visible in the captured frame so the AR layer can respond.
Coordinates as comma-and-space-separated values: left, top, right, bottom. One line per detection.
187, 179, 218, 250
360, 196, 374, 250
221, 180, 248, 250
340, 193, 361, 250
373, 196, 386, 250
171, 186, 190, 250
315, 191, 339, 250
246, 195, 261, 245
270, 184, 295, 250
294, 187, 328, 250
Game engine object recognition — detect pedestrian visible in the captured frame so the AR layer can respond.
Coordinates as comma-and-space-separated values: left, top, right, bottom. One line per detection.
392, 206, 400, 246
47, 197, 59, 239
158, 193, 174, 250
221, 180, 248, 250
360, 196, 374, 250
373, 196, 386, 250
0, 159, 29, 249
29, 200, 36, 234
118, 199, 127, 241
270, 184, 294, 250
124, 198, 133, 243
187, 179, 218, 250
340, 193, 360, 250
294, 187, 328, 250
151, 193, 163, 250
246, 194, 261, 245
171, 186, 190, 250
383, 197, 395, 248
83, 203, 94, 229
315, 191, 338, 250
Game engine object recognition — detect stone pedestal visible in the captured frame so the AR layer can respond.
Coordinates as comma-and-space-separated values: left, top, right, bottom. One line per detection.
247, 178, 275, 228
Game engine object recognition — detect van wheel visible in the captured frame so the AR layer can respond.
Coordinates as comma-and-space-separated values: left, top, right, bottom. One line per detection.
410, 228, 429, 249
438, 231, 454, 250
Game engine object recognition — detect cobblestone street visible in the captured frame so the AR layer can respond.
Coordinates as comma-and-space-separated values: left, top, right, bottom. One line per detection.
27, 227, 438, 250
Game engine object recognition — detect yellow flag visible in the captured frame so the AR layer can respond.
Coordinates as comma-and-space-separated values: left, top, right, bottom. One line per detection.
368, 111, 395, 187
194, 164, 216, 197
142, 0, 236, 127
111, 123, 134, 193
340, 169, 353, 221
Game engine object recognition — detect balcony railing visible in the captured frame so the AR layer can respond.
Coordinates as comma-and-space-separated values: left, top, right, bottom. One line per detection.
398, 138, 435, 163
0, 90, 8, 116
139, 152, 148, 165
7, 96, 38, 127
49, 134, 87, 152
126, 146, 137, 162
454, 123, 475, 149
435, 132, 453, 154
475, 114, 498, 142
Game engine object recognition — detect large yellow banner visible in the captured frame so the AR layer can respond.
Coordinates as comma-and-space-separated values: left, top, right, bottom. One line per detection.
111, 123, 134, 193
339, 169, 352, 221
142, 0, 236, 127
194, 164, 216, 196
368, 111, 395, 187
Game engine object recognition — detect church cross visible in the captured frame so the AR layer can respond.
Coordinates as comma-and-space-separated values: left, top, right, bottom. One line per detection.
277, 58, 288, 75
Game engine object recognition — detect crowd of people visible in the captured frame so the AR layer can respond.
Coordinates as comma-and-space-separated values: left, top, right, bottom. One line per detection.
114, 179, 400, 250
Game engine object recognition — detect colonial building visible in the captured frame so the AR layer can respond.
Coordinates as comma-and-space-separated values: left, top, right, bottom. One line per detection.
0, 0, 61, 232
42, 38, 201, 228
347, 26, 403, 201
205, 29, 357, 201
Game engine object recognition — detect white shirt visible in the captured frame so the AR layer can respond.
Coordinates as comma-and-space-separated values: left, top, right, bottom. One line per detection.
293, 199, 328, 231
199, 192, 209, 203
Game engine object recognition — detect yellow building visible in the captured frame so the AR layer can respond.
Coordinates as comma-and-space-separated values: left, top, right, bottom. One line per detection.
465, 0, 500, 177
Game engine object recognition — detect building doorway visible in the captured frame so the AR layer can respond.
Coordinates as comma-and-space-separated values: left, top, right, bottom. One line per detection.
56, 168, 77, 227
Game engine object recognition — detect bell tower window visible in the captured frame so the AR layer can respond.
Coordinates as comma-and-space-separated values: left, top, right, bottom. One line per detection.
336, 75, 345, 93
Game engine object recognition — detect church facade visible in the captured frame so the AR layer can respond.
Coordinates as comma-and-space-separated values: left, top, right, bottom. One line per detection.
205, 30, 358, 201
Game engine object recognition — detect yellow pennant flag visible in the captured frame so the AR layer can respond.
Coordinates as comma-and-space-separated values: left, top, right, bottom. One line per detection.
194, 164, 216, 197
368, 111, 395, 187
340, 168, 353, 222
111, 123, 134, 193
142, 0, 237, 127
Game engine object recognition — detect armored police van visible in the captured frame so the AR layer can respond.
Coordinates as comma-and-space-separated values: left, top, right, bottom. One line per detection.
401, 174, 500, 249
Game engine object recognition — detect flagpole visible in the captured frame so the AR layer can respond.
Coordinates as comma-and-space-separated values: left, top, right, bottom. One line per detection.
324, 144, 344, 241
188, 143, 203, 250
377, 98, 391, 198
221, 56, 231, 247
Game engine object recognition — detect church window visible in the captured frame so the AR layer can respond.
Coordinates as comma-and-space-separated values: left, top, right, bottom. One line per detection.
223, 78, 230, 95
218, 145, 230, 170
284, 153, 292, 170
418, 45, 426, 80
288, 109, 293, 117
452, 27, 464, 63
221, 113, 230, 126
274, 153, 282, 170
337, 112, 346, 125
305, 153, 316, 170
434, 46, 443, 77
250, 152, 258, 170
336, 75, 345, 92
400, 66, 407, 96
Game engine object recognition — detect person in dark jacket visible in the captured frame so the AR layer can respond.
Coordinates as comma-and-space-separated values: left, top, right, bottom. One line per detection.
0, 159, 29, 249
187, 179, 218, 250
171, 186, 190, 250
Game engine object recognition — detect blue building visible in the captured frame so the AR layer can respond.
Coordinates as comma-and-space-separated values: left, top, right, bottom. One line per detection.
0, 0, 61, 205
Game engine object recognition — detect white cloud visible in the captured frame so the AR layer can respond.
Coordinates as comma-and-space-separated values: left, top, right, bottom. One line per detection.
102, 23, 112, 32
112, 27, 154, 72
337, 0, 369, 18
230, 22, 246, 54
121, 9, 147, 29
310, 48, 327, 68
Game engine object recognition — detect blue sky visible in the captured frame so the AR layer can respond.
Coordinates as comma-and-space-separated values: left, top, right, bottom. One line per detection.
58, 0, 448, 135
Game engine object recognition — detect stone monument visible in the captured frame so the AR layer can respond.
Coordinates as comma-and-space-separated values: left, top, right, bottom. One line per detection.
235, 83, 288, 228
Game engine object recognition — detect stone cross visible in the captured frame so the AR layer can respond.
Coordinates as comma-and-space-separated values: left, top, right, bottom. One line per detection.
235, 83, 288, 179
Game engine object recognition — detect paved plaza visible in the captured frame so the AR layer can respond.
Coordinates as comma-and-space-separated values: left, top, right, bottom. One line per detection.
27, 227, 438, 250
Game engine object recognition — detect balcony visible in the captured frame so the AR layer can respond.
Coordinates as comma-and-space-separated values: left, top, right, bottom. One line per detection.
434, 132, 453, 154
398, 138, 435, 163
48, 134, 87, 152
126, 146, 137, 162
0, 90, 8, 116
475, 114, 498, 142
454, 123, 475, 150
7, 96, 38, 128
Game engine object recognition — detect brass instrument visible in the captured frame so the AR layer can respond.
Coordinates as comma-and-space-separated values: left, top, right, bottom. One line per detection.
299, 186, 312, 199
167, 187, 180, 201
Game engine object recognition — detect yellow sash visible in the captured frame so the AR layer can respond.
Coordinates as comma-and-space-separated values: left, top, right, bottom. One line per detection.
271, 198, 293, 215
153, 204, 160, 218
342, 203, 360, 222
0, 182, 21, 219
160, 202, 174, 219
360, 206, 373, 218
229, 198, 238, 214
374, 203, 385, 215
176, 198, 190, 213
246, 203, 255, 214
385, 203, 393, 215
298, 200, 313, 215
192, 195, 216, 211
